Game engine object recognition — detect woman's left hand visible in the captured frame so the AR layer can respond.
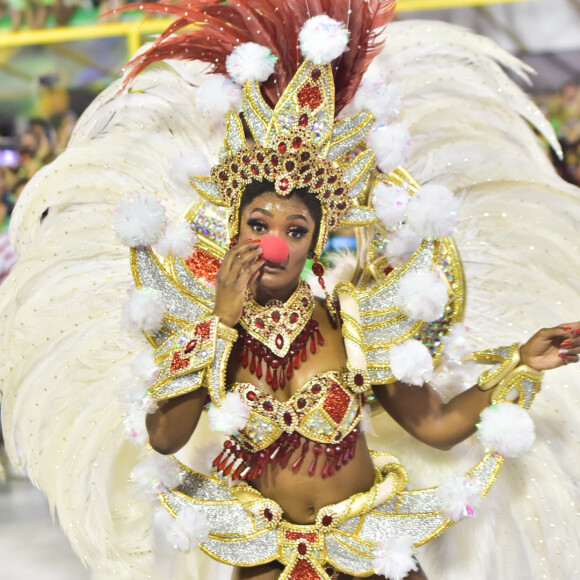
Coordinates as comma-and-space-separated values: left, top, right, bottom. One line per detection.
520, 323, 580, 371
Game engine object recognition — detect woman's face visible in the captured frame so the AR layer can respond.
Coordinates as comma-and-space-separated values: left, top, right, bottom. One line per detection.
238, 190, 316, 300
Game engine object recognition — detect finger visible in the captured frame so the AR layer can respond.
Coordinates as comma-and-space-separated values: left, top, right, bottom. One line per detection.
559, 346, 580, 356
538, 325, 576, 341
560, 354, 579, 365
220, 242, 261, 275
238, 257, 265, 283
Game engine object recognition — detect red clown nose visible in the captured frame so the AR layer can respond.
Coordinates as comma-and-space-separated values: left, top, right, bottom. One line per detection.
259, 235, 289, 264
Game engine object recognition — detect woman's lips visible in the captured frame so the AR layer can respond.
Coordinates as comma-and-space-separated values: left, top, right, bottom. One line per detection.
262, 261, 286, 273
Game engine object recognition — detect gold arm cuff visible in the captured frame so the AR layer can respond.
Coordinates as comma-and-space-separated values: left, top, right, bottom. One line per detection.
490, 364, 543, 409
217, 321, 239, 343
474, 343, 520, 391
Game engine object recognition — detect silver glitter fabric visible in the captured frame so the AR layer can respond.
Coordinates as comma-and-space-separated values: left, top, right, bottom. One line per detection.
343, 149, 374, 186
346, 174, 370, 200
176, 470, 233, 502
134, 247, 206, 322
202, 530, 279, 566
173, 259, 215, 303
326, 112, 374, 161
326, 535, 375, 576
152, 371, 203, 400
225, 114, 246, 153
208, 337, 229, 405
521, 378, 535, 407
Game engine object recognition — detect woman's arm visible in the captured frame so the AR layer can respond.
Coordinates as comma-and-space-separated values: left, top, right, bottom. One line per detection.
373, 323, 580, 450
146, 387, 208, 455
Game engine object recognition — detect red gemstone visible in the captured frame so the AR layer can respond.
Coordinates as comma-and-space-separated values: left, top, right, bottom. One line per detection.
240, 170, 248, 179
264, 508, 273, 521
354, 373, 365, 387
278, 142, 287, 154
292, 137, 303, 149
328, 175, 337, 184
323, 190, 331, 199
263, 401, 273, 411
285, 160, 295, 172
322, 515, 333, 526
278, 178, 289, 191
298, 114, 309, 127
264, 165, 271, 175
301, 298, 309, 307
219, 171, 228, 181
272, 311, 281, 322
297, 397, 306, 409
312, 262, 324, 277
315, 179, 324, 189
246, 391, 256, 401
184, 339, 197, 354
297, 542, 307, 555
316, 168, 324, 176
251, 164, 259, 175
231, 163, 239, 172
256, 152, 265, 162
304, 173, 312, 183
312, 384, 321, 394
337, 201, 346, 210
289, 312, 299, 323
255, 317, 265, 329
225, 187, 232, 197
335, 187, 344, 196
283, 411, 292, 426
311, 68, 321, 80
232, 179, 239, 188
275, 334, 284, 349
271, 155, 279, 166
242, 155, 250, 164
301, 151, 311, 161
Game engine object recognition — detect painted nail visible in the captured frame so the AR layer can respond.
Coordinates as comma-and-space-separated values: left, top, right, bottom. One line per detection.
562, 326, 572, 331
575, 329, 580, 336
559, 352, 569, 359
561, 340, 572, 347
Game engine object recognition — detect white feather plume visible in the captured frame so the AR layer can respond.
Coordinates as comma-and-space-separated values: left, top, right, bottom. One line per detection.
131, 347, 160, 386
477, 403, 536, 457
226, 42, 277, 84
389, 339, 434, 386
299, 15, 349, 65
372, 182, 410, 229
207, 392, 250, 435
122, 287, 165, 333
440, 323, 472, 363
373, 535, 418, 580
397, 270, 448, 322
154, 222, 197, 259
169, 147, 211, 189
366, 122, 411, 174
406, 184, 459, 238
114, 191, 167, 247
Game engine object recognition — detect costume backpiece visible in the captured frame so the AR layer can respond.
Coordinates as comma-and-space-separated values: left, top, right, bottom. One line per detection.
1, 2, 579, 579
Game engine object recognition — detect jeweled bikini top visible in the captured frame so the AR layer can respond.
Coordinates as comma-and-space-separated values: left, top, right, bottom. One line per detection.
212, 368, 368, 480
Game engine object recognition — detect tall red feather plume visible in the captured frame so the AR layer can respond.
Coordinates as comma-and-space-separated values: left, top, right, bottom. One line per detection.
119, 0, 396, 114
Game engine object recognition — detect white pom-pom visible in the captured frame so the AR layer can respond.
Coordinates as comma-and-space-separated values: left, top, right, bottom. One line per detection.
441, 323, 472, 363
478, 402, 535, 457
389, 339, 433, 386
354, 76, 402, 124
207, 392, 250, 435
299, 15, 349, 65
406, 184, 459, 238
114, 192, 167, 247
122, 287, 165, 333
169, 147, 210, 188
373, 535, 418, 580
130, 453, 180, 497
366, 122, 411, 174
373, 183, 410, 230
385, 227, 422, 266
196, 74, 242, 122
165, 507, 209, 552
226, 42, 277, 84
131, 348, 160, 386
436, 474, 482, 521
397, 270, 448, 323
118, 382, 157, 445
154, 222, 198, 259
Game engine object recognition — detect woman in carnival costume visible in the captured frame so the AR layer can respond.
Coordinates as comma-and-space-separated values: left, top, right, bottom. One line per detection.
1, 1, 579, 579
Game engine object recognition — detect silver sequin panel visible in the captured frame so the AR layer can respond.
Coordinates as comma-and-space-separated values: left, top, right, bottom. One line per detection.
173, 259, 216, 303
135, 247, 205, 322
208, 337, 228, 404
202, 530, 279, 566
153, 371, 203, 399
327, 112, 373, 162
326, 535, 375, 576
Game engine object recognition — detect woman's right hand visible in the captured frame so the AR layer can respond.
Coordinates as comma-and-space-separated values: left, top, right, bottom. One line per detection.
212, 240, 264, 328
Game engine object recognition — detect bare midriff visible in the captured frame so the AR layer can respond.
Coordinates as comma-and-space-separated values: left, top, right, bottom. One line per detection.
227, 299, 377, 525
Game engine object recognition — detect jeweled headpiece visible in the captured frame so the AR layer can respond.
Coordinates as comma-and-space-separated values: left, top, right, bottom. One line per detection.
122, 1, 397, 256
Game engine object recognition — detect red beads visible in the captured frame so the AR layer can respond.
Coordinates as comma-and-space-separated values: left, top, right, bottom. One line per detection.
311, 261, 324, 277
354, 373, 365, 387
278, 142, 287, 154
321, 515, 333, 527
297, 542, 307, 555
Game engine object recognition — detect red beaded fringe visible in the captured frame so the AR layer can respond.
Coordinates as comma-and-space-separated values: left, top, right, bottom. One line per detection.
235, 319, 324, 390
212, 428, 360, 481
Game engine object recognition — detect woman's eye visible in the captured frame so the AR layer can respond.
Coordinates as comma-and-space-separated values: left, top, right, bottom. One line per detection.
248, 220, 267, 233
288, 227, 308, 239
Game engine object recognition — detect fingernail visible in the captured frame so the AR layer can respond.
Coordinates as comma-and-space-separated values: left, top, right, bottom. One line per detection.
561, 340, 572, 347
559, 352, 568, 358
575, 329, 580, 336
257, 247, 263, 254
562, 326, 572, 331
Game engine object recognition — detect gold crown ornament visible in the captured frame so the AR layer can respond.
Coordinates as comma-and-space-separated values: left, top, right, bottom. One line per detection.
188, 32, 381, 257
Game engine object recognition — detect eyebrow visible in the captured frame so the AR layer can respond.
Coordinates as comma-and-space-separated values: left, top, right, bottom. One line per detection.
249, 208, 310, 223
